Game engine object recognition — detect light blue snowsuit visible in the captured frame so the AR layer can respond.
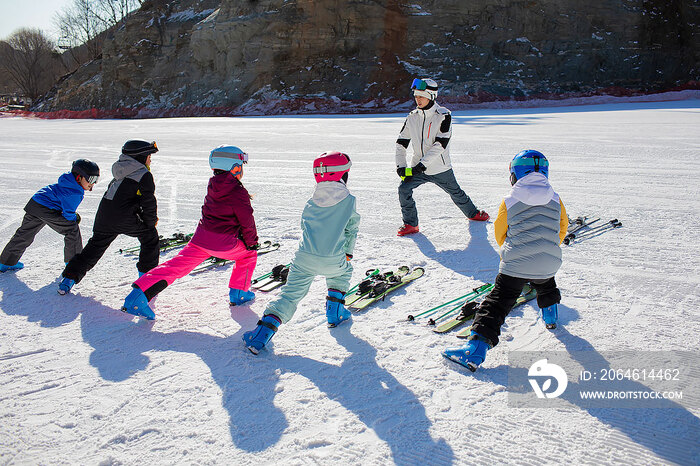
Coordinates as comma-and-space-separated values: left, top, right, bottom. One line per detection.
266, 181, 360, 324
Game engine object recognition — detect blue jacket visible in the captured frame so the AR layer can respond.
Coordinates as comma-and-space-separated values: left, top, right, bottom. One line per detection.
31, 173, 84, 222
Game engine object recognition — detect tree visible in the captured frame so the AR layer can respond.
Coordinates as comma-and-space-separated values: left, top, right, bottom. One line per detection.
0, 28, 58, 101
55, 0, 142, 67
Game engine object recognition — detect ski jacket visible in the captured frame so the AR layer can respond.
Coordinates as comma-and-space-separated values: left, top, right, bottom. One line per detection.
395, 100, 453, 176
93, 154, 157, 234
31, 172, 84, 222
297, 181, 360, 259
494, 172, 568, 280
190, 171, 258, 252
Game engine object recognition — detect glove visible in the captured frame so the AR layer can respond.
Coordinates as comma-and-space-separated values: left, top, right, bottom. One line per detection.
396, 167, 412, 181
75, 213, 81, 224
413, 162, 426, 174
246, 243, 261, 251
346, 254, 353, 261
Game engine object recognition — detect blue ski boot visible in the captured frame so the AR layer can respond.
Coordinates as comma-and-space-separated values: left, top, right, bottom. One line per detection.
326, 289, 351, 328
229, 288, 255, 306
0, 261, 24, 272
541, 304, 558, 329
121, 287, 155, 320
442, 331, 492, 372
242, 314, 280, 354
57, 275, 75, 295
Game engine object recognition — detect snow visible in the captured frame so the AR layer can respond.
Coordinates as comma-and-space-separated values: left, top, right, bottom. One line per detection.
1, 99, 699, 465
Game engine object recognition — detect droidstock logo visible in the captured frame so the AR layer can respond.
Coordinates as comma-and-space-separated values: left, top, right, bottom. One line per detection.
528, 359, 568, 399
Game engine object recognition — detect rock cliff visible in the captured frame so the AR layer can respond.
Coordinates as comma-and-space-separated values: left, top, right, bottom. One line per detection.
35, 0, 700, 114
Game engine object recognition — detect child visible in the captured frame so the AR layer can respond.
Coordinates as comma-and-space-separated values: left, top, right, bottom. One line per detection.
0, 159, 100, 272
58, 140, 160, 294
121, 145, 259, 320
243, 151, 360, 354
443, 150, 568, 372
395, 77, 489, 236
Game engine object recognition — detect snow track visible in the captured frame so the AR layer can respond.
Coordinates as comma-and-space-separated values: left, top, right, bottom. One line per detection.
1, 98, 699, 464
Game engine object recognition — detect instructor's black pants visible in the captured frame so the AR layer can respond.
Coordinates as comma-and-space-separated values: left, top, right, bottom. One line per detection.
0, 199, 82, 265
62, 228, 159, 283
471, 273, 561, 347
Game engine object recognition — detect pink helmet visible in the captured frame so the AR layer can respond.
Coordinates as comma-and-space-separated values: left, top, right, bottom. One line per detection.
313, 151, 352, 183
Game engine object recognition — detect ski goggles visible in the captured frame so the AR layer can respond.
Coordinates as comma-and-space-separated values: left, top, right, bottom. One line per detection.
210, 148, 249, 163
411, 78, 429, 91
85, 175, 99, 185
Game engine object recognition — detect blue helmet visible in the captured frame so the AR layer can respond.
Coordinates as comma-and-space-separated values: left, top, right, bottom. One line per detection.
509, 150, 549, 185
209, 145, 248, 171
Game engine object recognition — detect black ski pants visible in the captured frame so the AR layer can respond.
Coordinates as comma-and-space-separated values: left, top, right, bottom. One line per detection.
62, 228, 159, 284
471, 273, 561, 347
0, 199, 82, 266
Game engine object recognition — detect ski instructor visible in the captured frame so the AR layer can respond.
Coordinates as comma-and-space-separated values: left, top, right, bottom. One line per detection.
395, 78, 489, 236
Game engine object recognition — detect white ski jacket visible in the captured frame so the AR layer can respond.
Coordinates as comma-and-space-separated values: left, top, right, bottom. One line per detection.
395, 101, 453, 175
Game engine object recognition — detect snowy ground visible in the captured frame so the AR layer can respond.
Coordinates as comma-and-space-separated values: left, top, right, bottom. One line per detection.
1, 98, 699, 465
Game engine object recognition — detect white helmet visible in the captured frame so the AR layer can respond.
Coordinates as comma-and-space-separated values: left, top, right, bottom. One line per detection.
411, 78, 438, 100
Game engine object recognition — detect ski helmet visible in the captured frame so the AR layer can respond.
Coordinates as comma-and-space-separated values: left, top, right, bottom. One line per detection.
209, 145, 248, 179
122, 140, 158, 164
411, 78, 438, 100
71, 159, 100, 184
313, 151, 351, 183
509, 150, 549, 185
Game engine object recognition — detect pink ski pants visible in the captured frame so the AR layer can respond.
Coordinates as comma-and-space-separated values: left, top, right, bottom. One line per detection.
134, 241, 257, 296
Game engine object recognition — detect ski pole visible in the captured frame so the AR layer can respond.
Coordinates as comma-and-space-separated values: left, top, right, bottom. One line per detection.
567, 217, 600, 235
564, 219, 620, 245
565, 218, 614, 243
427, 286, 492, 325
251, 263, 291, 284
567, 220, 622, 243
406, 283, 492, 321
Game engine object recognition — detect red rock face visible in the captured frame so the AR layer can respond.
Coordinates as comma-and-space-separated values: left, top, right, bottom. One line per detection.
34, 0, 700, 115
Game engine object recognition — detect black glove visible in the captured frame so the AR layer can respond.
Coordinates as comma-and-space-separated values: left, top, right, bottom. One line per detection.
413, 162, 426, 174
75, 213, 81, 224
246, 243, 261, 251
396, 167, 412, 181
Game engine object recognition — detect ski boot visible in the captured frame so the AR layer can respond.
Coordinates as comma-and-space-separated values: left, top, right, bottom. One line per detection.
397, 224, 419, 236
229, 288, 255, 306
243, 314, 281, 354
541, 304, 558, 329
57, 275, 75, 295
326, 289, 351, 328
442, 331, 492, 372
0, 261, 24, 272
121, 286, 155, 320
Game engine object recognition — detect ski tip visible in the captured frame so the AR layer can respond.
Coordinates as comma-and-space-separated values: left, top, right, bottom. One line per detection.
466, 362, 478, 372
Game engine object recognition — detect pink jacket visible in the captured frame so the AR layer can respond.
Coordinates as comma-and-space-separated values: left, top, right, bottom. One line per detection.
190, 171, 258, 252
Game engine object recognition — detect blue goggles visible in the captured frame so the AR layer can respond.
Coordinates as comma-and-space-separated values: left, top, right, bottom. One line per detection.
411, 78, 428, 91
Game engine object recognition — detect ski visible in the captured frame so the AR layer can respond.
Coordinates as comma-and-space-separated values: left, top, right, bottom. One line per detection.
119, 232, 193, 255
432, 284, 499, 332
455, 284, 538, 338
189, 241, 281, 274
345, 267, 408, 308
564, 219, 621, 245
347, 266, 424, 311
251, 263, 290, 291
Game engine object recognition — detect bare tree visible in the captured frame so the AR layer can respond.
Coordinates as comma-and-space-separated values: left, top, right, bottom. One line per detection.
54, 0, 142, 67
0, 28, 59, 101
